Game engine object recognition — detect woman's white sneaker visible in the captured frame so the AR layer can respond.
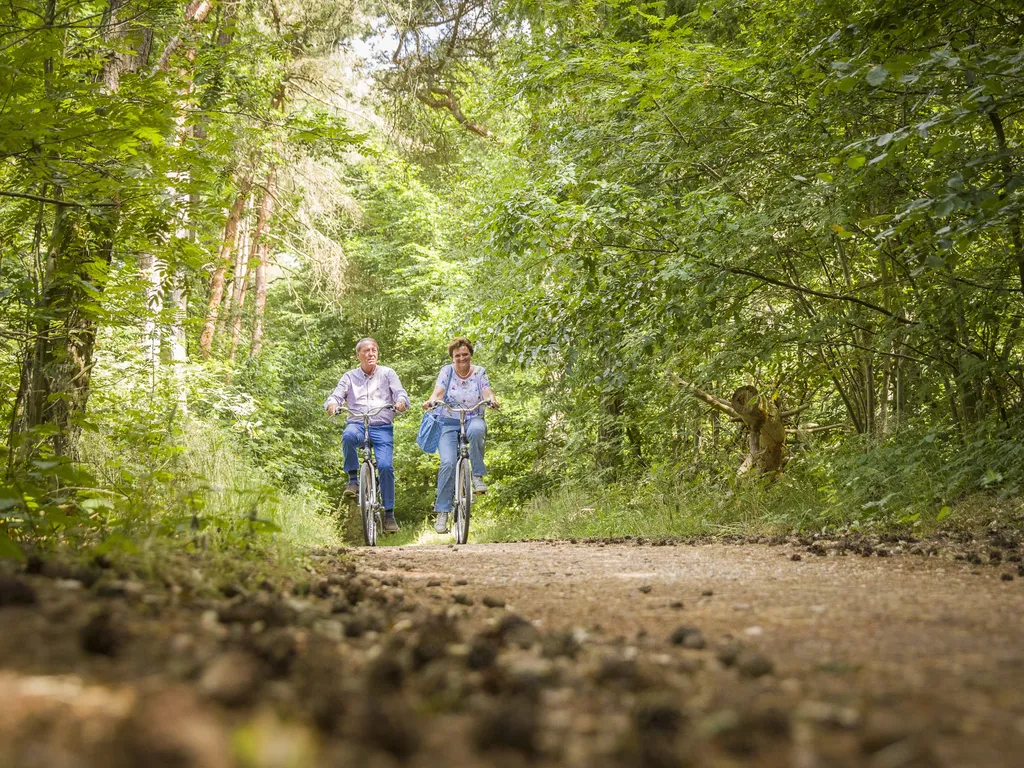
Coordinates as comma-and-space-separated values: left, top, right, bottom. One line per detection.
434, 512, 448, 533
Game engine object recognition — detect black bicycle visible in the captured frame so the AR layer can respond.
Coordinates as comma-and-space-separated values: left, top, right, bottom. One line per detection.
426, 398, 496, 545
337, 404, 396, 546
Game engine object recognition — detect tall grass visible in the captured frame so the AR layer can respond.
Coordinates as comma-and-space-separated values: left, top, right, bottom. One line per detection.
478, 420, 1024, 542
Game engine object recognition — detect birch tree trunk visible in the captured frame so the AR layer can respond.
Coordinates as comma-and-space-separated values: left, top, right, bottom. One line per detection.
249, 169, 277, 357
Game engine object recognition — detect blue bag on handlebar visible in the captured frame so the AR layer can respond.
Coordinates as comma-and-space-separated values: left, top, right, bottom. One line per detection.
416, 365, 455, 454
416, 410, 443, 454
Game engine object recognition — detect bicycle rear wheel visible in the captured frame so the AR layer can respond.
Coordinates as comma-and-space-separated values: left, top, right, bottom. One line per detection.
455, 457, 472, 545
359, 462, 377, 547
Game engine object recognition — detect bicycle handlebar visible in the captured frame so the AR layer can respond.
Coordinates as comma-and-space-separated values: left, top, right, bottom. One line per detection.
426, 399, 498, 412
335, 404, 399, 418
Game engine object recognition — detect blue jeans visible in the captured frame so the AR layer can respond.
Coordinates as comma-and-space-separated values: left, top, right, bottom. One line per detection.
342, 423, 395, 510
434, 418, 486, 512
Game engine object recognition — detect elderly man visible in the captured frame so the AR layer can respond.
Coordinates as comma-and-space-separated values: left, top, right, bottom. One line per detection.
325, 338, 410, 533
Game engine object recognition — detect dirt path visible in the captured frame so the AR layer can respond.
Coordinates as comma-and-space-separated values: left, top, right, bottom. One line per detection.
2, 538, 1023, 767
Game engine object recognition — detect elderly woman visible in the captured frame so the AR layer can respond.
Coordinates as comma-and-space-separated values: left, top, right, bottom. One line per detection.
422, 337, 498, 533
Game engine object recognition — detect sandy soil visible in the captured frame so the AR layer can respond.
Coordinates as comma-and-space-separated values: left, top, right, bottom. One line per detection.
1, 537, 1022, 767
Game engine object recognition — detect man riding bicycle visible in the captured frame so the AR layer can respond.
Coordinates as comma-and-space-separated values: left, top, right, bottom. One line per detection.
325, 338, 410, 533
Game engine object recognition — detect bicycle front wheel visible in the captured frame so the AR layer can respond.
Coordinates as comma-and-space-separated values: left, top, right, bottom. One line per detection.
359, 462, 377, 547
455, 457, 472, 545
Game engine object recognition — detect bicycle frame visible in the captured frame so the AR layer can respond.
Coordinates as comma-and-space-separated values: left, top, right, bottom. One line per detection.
427, 399, 494, 544
337, 404, 394, 546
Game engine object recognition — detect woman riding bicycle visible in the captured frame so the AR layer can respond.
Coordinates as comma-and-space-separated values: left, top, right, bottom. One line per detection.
422, 337, 498, 534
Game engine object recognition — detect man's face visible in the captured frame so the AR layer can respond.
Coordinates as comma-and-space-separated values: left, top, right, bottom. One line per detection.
357, 342, 379, 369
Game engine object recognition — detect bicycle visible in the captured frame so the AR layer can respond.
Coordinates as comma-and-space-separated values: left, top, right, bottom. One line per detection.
425, 398, 496, 545
336, 404, 397, 547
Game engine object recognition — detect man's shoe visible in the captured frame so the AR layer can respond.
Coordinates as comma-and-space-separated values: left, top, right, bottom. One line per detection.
343, 482, 358, 499
434, 512, 448, 533
383, 512, 399, 534
472, 476, 488, 494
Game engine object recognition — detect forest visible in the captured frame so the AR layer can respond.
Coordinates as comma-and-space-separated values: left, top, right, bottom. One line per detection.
2, 0, 1023, 558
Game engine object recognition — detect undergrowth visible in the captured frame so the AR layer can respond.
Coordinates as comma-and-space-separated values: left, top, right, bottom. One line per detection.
478, 420, 1024, 542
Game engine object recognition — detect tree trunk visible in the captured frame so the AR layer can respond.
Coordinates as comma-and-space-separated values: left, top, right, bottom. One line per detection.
730, 386, 786, 475
229, 171, 275, 363
200, 177, 252, 356
249, 169, 277, 357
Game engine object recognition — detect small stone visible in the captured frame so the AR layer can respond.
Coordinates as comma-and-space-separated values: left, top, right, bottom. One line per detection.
796, 700, 860, 728
495, 614, 539, 649
669, 626, 706, 649
361, 697, 421, 758
199, 651, 267, 706
473, 695, 538, 756
702, 590, 714, 597
639, 584, 653, 594
482, 595, 506, 608
737, 652, 774, 678
0, 576, 37, 606
95, 580, 144, 598
251, 628, 298, 677
790, 554, 802, 561
365, 657, 405, 692
80, 611, 121, 656
542, 630, 580, 659
1001, 573, 1014, 581
426, 579, 442, 587
467, 641, 498, 670
669, 601, 684, 610
392, 618, 414, 633
454, 578, 468, 586
717, 642, 741, 667
453, 593, 474, 606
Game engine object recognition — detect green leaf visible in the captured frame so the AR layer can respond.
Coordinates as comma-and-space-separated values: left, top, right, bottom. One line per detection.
846, 156, 867, 170
0, 531, 23, 561
866, 66, 889, 86
699, 6, 713, 20
815, 172, 833, 182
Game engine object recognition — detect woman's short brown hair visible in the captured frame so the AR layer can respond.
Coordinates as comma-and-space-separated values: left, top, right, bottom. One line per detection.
448, 337, 474, 357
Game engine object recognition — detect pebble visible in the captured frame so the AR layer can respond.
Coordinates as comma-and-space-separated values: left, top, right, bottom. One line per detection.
737, 652, 774, 678
482, 595, 506, 608
313, 619, 344, 642
796, 699, 860, 728
80, 610, 121, 656
639, 584, 653, 594
669, 626, 706, 649
453, 593, 474, 605
0, 576, 37, 606
199, 651, 266, 706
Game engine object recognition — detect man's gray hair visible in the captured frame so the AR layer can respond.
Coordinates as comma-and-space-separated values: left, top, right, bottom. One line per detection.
355, 337, 378, 354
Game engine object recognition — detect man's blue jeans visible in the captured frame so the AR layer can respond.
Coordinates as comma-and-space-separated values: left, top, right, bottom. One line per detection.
342, 422, 395, 510
433, 418, 486, 512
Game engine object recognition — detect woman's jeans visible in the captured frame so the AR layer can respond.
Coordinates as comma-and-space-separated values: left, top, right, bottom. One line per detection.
342, 422, 395, 510
433, 418, 486, 512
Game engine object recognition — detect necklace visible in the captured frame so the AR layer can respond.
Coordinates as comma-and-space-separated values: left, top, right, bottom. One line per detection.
454, 365, 472, 379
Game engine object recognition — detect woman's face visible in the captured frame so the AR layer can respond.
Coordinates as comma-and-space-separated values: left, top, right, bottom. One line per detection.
452, 345, 472, 367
